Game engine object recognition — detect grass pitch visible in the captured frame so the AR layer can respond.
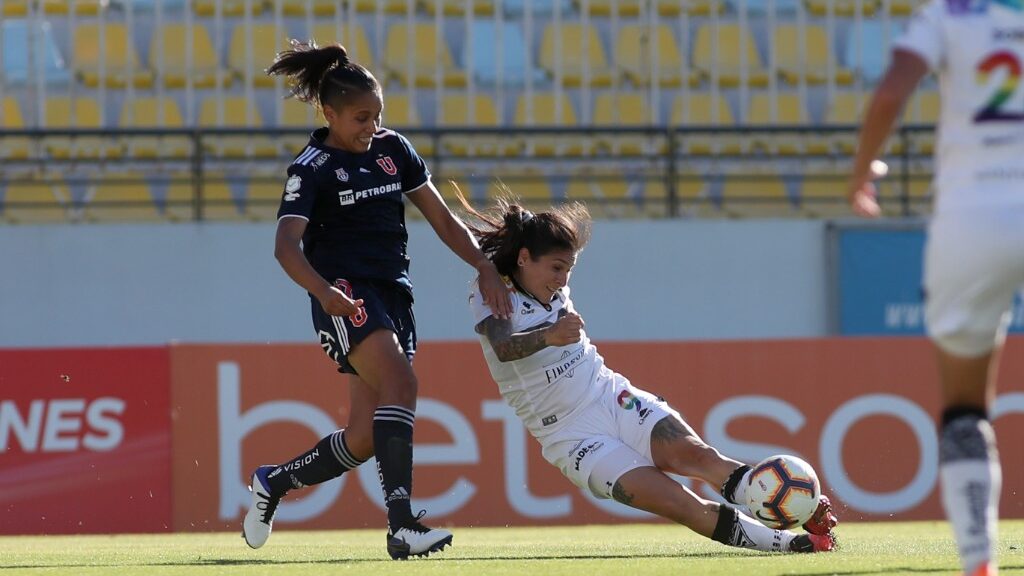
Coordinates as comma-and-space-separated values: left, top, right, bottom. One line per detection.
2, 521, 1023, 576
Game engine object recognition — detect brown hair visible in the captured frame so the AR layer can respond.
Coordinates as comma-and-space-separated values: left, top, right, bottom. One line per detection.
266, 40, 379, 111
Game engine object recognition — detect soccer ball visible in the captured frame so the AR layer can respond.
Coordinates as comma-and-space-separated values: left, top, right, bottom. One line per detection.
745, 455, 821, 530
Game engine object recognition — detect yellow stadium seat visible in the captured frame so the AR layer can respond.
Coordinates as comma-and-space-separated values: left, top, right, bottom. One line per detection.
281, 0, 337, 14
2, 178, 72, 223
580, 0, 720, 15
616, 25, 701, 88
746, 92, 808, 155
514, 93, 585, 156
539, 23, 613, 87
150, 24, 231, 89
84, 173, 163, 222
673, 171, 719, 218
888, 0, 923, 15
670, 93, 742, 155
593, 92, 662, 155
229, 24, 289, 88
439, 94, 515, 156
485, 169, 554, 211
194, 0, 264, 16
1, 97, 32, 160
119, 97, 191, 159
693, 24, 769, 88
73, 24, 153, 89
351, 0, 414, 13
565, 173, 645, 218
247, 177, 284, 221
683, 0, 726, 15
806, 0, 879, 16
821, 91, 867, 155
43, 97, 123, 159
198, 97, 278, 158
41, 0, 106, 15
277, 98, 322, 154
382, 93, 432, 156
720, 174, 795, 218
800, 177, 852, 218
2, 1, 29, 17
384, 23, 467, 88
879, 174, 932, 216
310, 24, 375, 71
774, 25, 855, 86
166, 175, 247, 221
902, 90, 939, 154
422, 0, 495, 15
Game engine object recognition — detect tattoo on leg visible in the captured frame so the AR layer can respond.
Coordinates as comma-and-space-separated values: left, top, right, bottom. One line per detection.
612, 481, 634, 506
650, 417, 690, 444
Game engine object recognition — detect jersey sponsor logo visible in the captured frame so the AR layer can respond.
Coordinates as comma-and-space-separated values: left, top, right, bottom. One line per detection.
311, 152, 330, 170
542, 414, 558, 426
521, 301, 536, 315
284, 175, 302, 200
376, 156, 398, 175
543, 346, 585, 384
338, 189, 355, 206
282, 448, 318, 472
617, 390, 653, 425
336, 167, 349, 182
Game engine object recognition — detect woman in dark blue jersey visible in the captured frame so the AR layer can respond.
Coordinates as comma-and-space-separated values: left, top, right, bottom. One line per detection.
241, 40, 512, 560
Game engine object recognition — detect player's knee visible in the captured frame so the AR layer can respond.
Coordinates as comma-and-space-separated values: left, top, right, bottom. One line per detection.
931, 329, 997, 358
343, 427, 374, 460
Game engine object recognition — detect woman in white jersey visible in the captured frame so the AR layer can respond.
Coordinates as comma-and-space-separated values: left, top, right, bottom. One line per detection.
462, 197, 837, 554
848, 1, 1024, 574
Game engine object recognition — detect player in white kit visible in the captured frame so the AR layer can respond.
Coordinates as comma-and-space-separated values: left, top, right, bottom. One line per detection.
848, 1, 1024, 574
462, 198, 837, 554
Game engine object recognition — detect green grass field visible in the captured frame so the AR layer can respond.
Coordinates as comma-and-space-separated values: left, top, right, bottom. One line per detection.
2, 521, 1023, 576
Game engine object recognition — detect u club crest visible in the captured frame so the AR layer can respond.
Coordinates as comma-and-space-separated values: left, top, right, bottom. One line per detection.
376, 156, 398, 176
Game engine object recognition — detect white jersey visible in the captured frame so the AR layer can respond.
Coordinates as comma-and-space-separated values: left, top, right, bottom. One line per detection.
895, 0, 1024, 212
469, 281, 608, 439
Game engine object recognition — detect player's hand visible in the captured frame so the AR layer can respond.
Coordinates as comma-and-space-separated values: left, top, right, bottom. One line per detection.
477, 260, 514, 320
545, 312, 584, 347
316, 285, 365, 318
847, 160, 886, 218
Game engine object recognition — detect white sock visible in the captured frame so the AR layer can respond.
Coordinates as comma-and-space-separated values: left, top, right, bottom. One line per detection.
940, 413, 1001, 574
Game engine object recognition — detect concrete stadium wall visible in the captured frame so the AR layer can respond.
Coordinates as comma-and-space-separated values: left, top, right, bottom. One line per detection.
0, 219, 828, 347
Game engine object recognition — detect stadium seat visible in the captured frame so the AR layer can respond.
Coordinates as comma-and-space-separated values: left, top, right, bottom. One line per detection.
119, 97, 191, 159
73, 24, 154, 89
193, 0, 263, 16
280, 0, 339, 15
150, 23, 231, 89
513, 93, 585, 156
592, 92, 662, 155
902, 90, 939, 154
439, 94, 515, 156
805, 0, 879, 16
83, 173, 164, 222
246, 177, 284, 221
228, 24, 288, 88
1, 97, 32, 160
165, 175, 247, 221
720, 174, 795, 217
2, 1, 29, 17
888, 0, 924, 15
276, 98, 322, 154
616, 24, 701, 88
822, 90, 868, 154
422, 0, 495, 15
350, 0, 415, 13
693, 24, 770, 88
774, 25, 855, 86
2, 19, 71, 86
745, 92, 809, 155
468, 20, 546, 87
565, 173, 647, 218
198, 97, 278, 158
670, 93, 743, 155
685, 0, 726, 14
674, 171, 719, 218
575, 0, 691, 16
485, 169, 554, 211
843, 19, 891, 85
310, 24, 375, 70
43, 97, 123, 159
381, 93, 432, 156
1, 179, 72, 224
40, 0, 107, 15
879, 173, 932, 216
384, 23, 467, 88
799, 176, 851, 218
539, 23, 614, 87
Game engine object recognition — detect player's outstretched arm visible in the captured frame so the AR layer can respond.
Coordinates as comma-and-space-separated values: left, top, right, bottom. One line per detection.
475, 311, 584, 362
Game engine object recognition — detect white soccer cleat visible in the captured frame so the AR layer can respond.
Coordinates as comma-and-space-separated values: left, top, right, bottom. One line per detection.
242, 465, 281, 549
386, 514, 453, 560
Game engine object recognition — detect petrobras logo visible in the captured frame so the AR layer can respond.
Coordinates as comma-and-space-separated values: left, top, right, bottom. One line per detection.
338, 189, 355, 206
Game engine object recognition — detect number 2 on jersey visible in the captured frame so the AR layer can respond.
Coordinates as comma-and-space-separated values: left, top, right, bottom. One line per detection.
974, 51, 1024, 122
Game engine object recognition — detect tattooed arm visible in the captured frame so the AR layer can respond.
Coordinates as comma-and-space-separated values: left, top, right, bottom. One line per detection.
474, 316, 553, 362
475, 309, 585, 362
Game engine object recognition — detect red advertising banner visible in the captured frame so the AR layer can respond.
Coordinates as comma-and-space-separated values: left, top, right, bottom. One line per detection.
0, 347, 172, 534
169, 337, 1024, 532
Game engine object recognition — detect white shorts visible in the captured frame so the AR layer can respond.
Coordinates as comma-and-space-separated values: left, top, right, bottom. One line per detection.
539, 371, 681, 499
925, 207, 1024, 356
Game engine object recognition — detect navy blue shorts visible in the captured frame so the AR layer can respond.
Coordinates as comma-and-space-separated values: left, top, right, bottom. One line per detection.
311, 278, 416, 375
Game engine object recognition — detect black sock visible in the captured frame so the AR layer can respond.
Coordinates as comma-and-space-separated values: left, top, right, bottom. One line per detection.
721, 464, 752, 504
373, 405, 415, 531
266, 429, 367, 497
711, 505, 740, 545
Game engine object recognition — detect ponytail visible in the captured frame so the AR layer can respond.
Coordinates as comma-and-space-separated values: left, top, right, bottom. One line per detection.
267, 40, 379, 109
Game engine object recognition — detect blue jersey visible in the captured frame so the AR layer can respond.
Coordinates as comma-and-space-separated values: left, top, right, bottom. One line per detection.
277, 127, 430, 293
